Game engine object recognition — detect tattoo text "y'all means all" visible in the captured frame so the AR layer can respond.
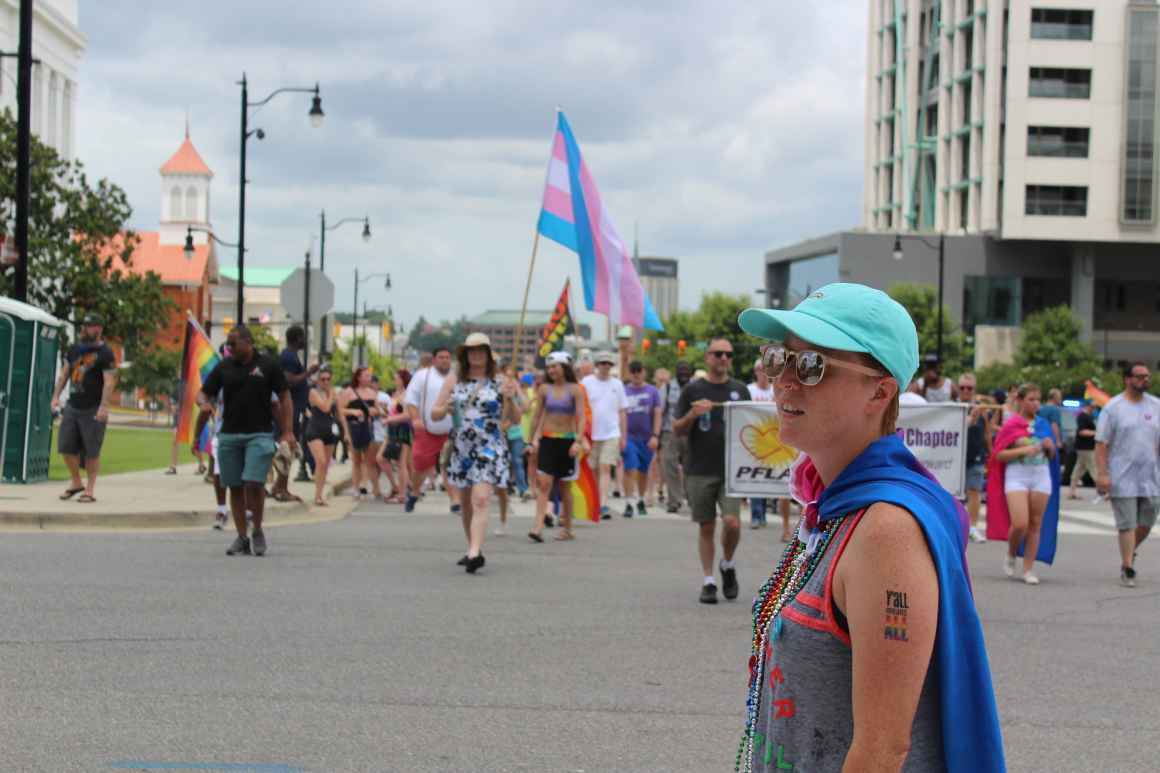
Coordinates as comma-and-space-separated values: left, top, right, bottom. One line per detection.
884, 589, 909, 642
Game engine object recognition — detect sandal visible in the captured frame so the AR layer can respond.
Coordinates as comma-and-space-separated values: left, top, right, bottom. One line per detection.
196, 463, 207, 475
164, 467, 178, 475
76, 494, 96, 503
59, 487, 84, 501
528, 532, 544, 543
314, 497, 327, 507
554, 530, 575, 541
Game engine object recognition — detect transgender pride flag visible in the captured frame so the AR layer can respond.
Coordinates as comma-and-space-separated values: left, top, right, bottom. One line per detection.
537, 111, 663, 331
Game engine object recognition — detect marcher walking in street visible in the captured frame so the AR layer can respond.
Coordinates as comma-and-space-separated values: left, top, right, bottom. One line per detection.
647, 367, 670, 505
581, 351, 627, 520
528, 352, 587, 542
621, 360, 662, 517
378, 369, 413, 503
673, 337, 747, 605
340, 367, 384, 501
1069, 401, 1098, 499
988, 383, 1056, 585
736, 283, 1005, 772
51, 313, 117, 504
660, 360, 693, 513
431, 333, 515, 573
197, 326, 294, 556
279, 325, 318, 484
959, 372, 990, 543
1096, 362, 1160, 588
917, 353, 957, 402
404, 347, 456, 513
747, 358, 793, 540
304, 365, 340, 507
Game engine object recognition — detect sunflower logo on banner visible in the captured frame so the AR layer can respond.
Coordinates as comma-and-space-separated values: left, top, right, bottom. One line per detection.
535, 280, 575, 367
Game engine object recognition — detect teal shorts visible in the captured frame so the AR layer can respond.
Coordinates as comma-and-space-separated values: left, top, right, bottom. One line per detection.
217, 432, 276, 488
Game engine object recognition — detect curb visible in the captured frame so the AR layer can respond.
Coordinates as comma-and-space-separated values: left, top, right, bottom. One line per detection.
0, 477, 355, 533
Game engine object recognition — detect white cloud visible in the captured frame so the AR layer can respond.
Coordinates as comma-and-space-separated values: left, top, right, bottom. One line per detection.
75, 0, 867, 335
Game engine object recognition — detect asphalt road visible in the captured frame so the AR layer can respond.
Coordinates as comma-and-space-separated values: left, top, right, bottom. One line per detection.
0, 494, 1156, 772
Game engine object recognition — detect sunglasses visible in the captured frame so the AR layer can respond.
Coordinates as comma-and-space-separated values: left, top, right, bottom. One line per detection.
708, 350, 733, 359
959, 384, 975, 391
1131, 373, 1150, 380
761, 345, 885, 387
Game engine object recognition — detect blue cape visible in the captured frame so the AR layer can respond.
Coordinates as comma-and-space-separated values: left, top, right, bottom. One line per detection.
817, 434, 1006, 773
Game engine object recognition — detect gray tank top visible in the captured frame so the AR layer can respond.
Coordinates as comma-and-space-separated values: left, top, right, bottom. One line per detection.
750, 512, 944, 772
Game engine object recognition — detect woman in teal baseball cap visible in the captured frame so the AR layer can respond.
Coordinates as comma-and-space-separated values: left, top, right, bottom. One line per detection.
733, 283, 1005, 773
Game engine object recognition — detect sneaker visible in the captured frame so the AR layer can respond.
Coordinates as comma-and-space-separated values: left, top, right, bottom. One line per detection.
600, 507, 611, 521
612, 490, 622, 499
969, 527, 986, 544
699, 582, 718, 605
251, 529, 267, 557
212, 512, 228, 531
1003, 556, 1016, 578
544, 514, 555, 528
720, 562, 739, 600
750, 520, 763, 530
494, 525, 506, 537
457, 555, 469, 566
226, 535, 251, 556
465, 554, 486, 574
623, 503, 634, 518
637, 499, 647, 516
404, 495, 418, 513
666, 502, 681, 514
1022, 572, 1039, 586
450, 504, 462, 514
1121, 566, 1137, 588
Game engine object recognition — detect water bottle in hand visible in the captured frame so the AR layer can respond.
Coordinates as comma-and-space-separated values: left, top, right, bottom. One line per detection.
698, 410, 712, 432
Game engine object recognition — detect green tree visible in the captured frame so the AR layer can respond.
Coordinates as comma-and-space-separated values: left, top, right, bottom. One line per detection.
0, 109, 172, 355
886, 283, 971, 376
118, 346, 181, 418
640, 292, 760, 382
409, 315, 470, 354
327, 337, 400, 387
245, 323, 281, 357
1015, 306, 1100, 371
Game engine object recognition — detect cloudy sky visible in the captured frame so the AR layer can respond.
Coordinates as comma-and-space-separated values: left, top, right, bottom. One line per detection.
77, 0, 867, 335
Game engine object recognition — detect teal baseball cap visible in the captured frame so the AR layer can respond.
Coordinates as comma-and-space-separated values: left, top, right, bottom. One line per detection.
737, 283, 919, 388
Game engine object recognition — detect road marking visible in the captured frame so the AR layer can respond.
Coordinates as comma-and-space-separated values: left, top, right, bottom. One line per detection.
109, 763, 305, 772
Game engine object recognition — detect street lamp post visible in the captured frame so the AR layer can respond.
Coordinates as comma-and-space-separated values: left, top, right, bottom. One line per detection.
892, 232, 946, 363
235, 73, 325, 323
352, 269, 391, 368
317, 212, 371, 358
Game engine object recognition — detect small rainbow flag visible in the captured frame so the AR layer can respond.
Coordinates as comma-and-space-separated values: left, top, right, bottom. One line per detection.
175, 316, 221, 448
569, 382, 601, 522
1083, 379, 1110, 408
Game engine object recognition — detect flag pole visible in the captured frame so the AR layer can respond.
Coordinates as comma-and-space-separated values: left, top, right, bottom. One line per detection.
512, 228, 540, 371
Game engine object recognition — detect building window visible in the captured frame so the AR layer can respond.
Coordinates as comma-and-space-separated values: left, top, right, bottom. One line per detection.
1123, 5, 1158, 224
963, 276, 1020, 332
1030, 8, 1094, 40
170, 186, 183, 220
1029, 67, 1091, 98
186, 186, 199, 221
1025, 185, 1088, 216
1027, 126, 1090, 157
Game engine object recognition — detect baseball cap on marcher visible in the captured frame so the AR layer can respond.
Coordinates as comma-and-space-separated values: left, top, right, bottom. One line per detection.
546, 351, 572, 366
81, 312, 103, 326
737, 282, 919, 389
595, 351, 616, 365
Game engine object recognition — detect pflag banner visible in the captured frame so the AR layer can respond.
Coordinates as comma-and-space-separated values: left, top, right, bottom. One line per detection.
535, 280, 574, 367
174, 316, 220, 448
536, 110, 663, 331
725, 402, 970, 498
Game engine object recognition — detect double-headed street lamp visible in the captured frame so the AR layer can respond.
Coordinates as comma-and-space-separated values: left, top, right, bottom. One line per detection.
892, 232, 946, 363
235, 73, 325, 322
185, 225, 242, 332
317, 212, 371, 358
352, 269, 391, 367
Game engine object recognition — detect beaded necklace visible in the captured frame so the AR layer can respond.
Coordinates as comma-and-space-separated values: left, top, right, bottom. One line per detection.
734, 514, 846, 773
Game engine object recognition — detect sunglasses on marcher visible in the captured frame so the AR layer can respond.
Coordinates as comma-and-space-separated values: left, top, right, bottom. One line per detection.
708, 350, 733, 359
760, 344, 885, 387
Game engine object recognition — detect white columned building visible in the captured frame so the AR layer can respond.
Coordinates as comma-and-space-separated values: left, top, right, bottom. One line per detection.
0, 0, 85, 161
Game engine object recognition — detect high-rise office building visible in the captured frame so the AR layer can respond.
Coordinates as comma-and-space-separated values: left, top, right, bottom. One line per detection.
766, 1, 1160, 366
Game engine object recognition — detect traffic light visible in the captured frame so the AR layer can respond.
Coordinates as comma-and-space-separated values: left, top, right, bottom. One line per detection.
677, 339, 687, 355
222, 317, 234, 335
333, 322, 342, 339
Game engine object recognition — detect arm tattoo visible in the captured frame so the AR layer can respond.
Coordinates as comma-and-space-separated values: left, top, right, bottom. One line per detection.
884, 589, 910, 642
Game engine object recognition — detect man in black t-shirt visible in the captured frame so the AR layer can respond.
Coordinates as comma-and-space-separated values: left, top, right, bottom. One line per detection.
198, 325, 294, 556
674, 336, 749, 605
1070, 401, 1098, 499
278, 325, 318, 485
51, 313, 117, 503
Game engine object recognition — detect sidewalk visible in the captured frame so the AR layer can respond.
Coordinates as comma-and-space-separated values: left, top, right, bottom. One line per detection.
0, 463, 354, 531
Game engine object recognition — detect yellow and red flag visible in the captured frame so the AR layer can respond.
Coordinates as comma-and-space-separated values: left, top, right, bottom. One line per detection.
1083, 379, 1110, 408
535, 280, 574, 367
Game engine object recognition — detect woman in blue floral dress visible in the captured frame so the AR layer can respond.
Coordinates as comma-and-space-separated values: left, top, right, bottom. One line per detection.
432, 332, 518, 573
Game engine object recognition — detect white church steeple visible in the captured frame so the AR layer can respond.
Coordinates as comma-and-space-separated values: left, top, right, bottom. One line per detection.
158, 122, 213, 245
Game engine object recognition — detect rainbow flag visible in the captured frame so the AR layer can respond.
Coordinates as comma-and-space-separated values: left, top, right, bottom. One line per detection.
1084, 379, 1110, 408
537, 110, 662, 331
569, 382, 600, 521
175, 316, 221, 447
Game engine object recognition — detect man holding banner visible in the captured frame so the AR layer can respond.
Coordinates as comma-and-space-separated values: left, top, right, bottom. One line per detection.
735, 283, 1003, 773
